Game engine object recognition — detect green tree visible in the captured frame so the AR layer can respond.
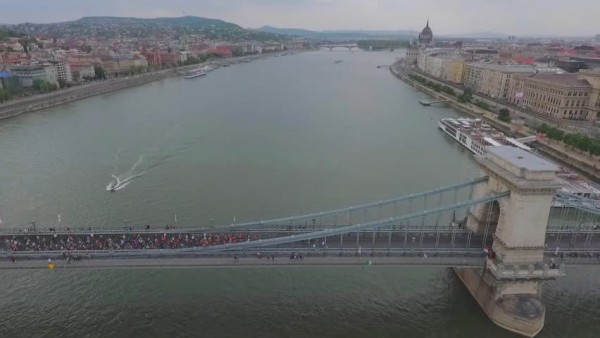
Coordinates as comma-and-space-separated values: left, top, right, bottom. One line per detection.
0, 88, 11, 102
232, 48, 244, 57
474, 101, 490, 111
94, 66, 106, 79
57, 78, 67, 89
538, 123, 550, 135
498, 108, 511, 123
32, 79, 57, 92
546, 127, 565, 141
32, 79, 45, 91
457, 88, 473, 103
588, 142, 600, 156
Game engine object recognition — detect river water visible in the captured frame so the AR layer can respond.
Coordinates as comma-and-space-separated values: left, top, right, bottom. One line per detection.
0, 50, 598, 337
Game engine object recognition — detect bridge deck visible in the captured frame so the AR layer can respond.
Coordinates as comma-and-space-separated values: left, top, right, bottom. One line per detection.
1, 253, 597, 270
0, 256, 486, 270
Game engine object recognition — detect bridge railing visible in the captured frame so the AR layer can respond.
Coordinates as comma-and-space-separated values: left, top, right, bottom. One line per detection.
1, 224, 597, 237
0, 224, 476, 236
0, 247, 489, 259
554, 193, 600, 216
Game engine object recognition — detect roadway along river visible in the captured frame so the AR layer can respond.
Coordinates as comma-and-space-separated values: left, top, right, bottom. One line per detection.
0, 50, 598, 337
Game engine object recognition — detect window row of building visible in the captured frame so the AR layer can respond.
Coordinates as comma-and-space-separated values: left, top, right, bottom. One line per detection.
508, 71, 600, 121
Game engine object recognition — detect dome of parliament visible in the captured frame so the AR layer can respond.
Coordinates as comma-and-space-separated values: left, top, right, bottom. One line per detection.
418, 19, 433, 45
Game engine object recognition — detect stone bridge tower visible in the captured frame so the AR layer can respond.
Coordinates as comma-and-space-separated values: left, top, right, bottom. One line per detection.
457, 146, 563, 337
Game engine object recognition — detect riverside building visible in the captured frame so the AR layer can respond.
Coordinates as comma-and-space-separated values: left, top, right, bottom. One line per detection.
508, 70, 600, 121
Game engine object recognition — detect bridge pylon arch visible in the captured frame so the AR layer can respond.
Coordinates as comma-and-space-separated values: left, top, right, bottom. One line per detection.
458, 146, 563, 337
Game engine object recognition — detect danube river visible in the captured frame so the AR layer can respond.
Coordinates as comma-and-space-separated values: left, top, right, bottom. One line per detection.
0, 50, 598, 337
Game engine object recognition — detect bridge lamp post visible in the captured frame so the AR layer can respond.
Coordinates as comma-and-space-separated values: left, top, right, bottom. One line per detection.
31, 221, 36, 233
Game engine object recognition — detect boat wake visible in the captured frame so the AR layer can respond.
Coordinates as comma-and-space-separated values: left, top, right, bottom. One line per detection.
106, 145, 190, 192
106, 172, 145, 192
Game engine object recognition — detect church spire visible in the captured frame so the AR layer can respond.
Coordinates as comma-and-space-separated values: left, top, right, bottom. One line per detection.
426, 18, 429, 27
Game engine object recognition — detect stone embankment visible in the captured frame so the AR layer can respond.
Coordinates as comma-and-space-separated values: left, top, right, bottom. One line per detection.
0, 72, 173, 120
0, 53, 283, 120
390, 63, 517, 134
390, 61, 600, 183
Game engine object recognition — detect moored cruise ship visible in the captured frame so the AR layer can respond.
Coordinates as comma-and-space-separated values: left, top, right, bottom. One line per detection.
438, 117, 531, 156
183, 69, 207, 79
438, 117, 600, 207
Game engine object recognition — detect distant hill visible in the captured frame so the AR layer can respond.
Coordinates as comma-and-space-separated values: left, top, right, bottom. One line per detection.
258, 26, 418, 40
259, 26, 325, 39
258, 26, 520, 41
0, 28, 22, 40
73, 16, 242, 29
0, 16, 283, 41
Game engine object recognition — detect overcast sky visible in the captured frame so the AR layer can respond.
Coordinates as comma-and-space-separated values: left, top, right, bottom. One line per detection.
0, 0, 597, 36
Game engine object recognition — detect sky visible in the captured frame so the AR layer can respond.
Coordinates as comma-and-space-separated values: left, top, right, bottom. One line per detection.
0, 0, 597, 36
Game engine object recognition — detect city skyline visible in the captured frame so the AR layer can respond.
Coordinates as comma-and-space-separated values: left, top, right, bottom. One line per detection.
0, 0, 598, 37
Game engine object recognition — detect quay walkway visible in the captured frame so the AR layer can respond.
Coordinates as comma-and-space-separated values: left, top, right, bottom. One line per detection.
419, 99, 450, 106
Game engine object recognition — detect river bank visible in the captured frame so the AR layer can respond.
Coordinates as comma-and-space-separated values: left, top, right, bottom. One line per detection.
390, 62, 523, 134
0, 52, 297, 120
390, 60, 600, 183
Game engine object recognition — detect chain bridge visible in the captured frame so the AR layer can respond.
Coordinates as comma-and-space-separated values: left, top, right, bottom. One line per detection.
2, 146, 600, 336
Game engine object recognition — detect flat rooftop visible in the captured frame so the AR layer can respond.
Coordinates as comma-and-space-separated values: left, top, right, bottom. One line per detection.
523, 73, 590, 87
488, 146, 558, 172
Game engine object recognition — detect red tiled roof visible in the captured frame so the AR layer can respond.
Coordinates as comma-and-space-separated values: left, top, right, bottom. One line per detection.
512, 57, 536, 65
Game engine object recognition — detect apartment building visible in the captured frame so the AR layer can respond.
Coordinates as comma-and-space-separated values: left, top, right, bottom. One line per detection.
508, 73, 598, 121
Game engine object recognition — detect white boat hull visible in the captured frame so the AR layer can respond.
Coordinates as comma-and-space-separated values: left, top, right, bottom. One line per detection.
438, 120, 486, 156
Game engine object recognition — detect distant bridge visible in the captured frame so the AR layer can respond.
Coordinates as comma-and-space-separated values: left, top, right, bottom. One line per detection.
319, 44, 358, 51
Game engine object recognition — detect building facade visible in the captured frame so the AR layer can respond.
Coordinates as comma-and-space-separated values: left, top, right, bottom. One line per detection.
462, 63, 484, 91
78, 65, 95, 80
577, 70, 600, 120
418, 52, 446, 79
50, 60, 73, 83
405, 20, 434, 66
101, 55, 148, 76
43, 64, 59, 86
11, 65, 59, 87
508, 73, 597, 121
439, 57, 465, 84
462, 63, 537, 100
405, 43, 420, 65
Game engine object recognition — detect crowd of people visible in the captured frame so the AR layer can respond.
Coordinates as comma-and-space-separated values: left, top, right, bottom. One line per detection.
1, 232, 260, 252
